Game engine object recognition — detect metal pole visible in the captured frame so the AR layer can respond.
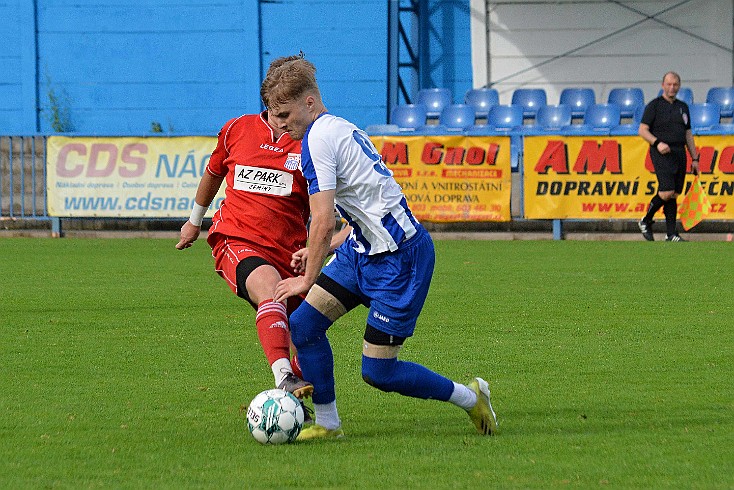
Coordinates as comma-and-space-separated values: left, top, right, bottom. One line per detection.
9, 138, 14, 218
485, 0, 491, 86
20, 0, 40, 132
20, 137, 26, 217
417, 0, 429, 88
387, 0, 399, 123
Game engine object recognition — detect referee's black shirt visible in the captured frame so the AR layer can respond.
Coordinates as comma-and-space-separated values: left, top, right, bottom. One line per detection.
640, 96, 691, 146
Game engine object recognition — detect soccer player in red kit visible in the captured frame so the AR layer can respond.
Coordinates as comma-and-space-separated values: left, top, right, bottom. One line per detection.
176, 58, 313, 400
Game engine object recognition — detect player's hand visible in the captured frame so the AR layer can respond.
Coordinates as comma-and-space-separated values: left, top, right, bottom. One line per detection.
274, 276, 312, 303
176, 221, 201, 250
657, 141, 671, 154
291, 248, 308, 273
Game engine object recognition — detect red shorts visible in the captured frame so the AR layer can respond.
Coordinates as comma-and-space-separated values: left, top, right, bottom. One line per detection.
208, 233, 302, 313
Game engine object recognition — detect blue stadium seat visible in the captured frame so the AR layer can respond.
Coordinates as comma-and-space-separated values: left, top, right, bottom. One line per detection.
464, 88, 499, 119
715, 120, 734, 134
438, 104, 476, 131
525, 104, 572, 135
563, 103, 621, 135
416, 88, 452, 118
706, 87, 734, 118
586, 103, 621, 129
511, 88, 547, 118
485, 104, 524, 131
607, 88, 645, 118
677, 87, 695, 105
466, 105, 523, 170
610, 104, 644, 136
559, 88, 595, 118
689, 102, 721, 134
390, 104, 427, 130
658, 87, 694, 105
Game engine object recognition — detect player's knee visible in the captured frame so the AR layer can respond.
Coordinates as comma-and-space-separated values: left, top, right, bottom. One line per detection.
361, 356, 399, 392
305, 281, 354, 323
658, 190, 675, 201
289, 301, 332, 349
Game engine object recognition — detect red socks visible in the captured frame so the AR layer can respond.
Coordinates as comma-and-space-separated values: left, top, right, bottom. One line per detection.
255, 300, 290, 365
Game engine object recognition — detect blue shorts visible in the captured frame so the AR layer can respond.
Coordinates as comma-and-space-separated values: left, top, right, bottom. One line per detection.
322, 226, 434, 338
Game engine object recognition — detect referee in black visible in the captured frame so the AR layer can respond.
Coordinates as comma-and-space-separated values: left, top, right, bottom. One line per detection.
638, 71, 700, 242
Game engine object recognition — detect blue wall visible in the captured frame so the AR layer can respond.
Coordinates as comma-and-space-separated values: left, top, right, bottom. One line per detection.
261, 0, 388, 128
0, 0, 29, 134
0, 0, 471, 135
425, 0, 473, 106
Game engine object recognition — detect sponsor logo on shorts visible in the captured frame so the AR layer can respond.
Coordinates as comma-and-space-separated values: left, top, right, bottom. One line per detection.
372, 311, 390, 323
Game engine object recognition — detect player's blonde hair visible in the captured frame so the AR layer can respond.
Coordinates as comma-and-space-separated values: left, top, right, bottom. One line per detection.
261, 53, 319, 110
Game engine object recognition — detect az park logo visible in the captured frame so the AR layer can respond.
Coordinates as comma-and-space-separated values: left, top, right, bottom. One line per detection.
284, 153, 300, 171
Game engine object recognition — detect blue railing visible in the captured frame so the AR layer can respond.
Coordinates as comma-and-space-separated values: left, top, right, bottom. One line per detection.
1, 136, 49, 220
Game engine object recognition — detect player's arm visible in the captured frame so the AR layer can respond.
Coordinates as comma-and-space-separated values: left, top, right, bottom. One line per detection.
330, 225, 351, 251
302, 190, 338, 284
291, 223, 351, 274
638, 122, 655, 144
275, 190, 336, 301
685, 129, 700, 174
175, 171, 225, 250
639, 122, 669, 155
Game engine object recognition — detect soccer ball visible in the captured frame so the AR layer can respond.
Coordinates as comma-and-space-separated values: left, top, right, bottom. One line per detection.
246, 389, 304, 444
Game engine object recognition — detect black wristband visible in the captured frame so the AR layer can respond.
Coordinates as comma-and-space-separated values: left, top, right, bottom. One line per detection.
652, 139, 660, 148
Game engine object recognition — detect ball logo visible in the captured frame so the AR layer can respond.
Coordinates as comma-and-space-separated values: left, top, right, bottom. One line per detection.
247, 407, 260, 423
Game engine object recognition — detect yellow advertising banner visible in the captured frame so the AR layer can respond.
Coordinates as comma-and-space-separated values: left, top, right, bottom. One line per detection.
371, 135, 512, 222
47, 136, 222, 217
524, 135, 734, 220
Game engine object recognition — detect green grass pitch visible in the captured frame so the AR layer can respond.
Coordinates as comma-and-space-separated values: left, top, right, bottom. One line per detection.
1, 237, 732, 488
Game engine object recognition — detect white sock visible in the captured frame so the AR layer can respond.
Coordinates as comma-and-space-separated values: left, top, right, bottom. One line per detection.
314, 401, 341, 430
448, 382, 477, 410
271, 358, 292, 387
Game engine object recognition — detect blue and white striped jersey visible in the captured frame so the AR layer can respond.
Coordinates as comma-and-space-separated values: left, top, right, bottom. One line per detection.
301, 113, 420, 255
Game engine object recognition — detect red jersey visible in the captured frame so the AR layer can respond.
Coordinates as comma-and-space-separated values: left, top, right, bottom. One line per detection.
206, 113, 309, 261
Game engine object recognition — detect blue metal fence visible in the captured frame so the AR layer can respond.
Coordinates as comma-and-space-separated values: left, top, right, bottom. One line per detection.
0, 136, 49, 220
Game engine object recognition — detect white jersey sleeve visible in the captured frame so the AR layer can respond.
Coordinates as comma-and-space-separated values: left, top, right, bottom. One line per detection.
301, 113, 420, 255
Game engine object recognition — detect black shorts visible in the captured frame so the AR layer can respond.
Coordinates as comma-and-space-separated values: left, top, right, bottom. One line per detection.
650, 146, 687, 194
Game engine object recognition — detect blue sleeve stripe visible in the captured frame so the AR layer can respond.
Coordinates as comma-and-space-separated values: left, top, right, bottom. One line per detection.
301, 128, 320, 194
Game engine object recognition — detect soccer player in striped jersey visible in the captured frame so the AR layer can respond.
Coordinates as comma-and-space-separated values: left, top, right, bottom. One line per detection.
268, 54, 498, 439
176, 55, 314, 401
